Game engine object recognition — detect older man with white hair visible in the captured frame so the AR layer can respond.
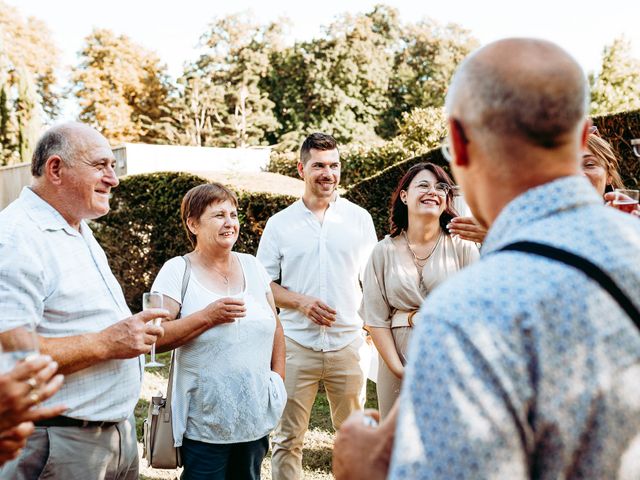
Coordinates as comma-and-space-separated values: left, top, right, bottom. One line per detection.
333, 38, 640, 480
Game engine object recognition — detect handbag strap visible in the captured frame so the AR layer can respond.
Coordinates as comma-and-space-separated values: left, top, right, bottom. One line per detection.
166, 255, 192, 403
497, 241, 640, 329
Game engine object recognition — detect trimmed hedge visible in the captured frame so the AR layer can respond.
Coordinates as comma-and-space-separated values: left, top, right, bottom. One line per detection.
267, 138, 420, 188
592, 109, 640, 188
346, 109, 640, 239
93, 111, 639, 310
92, 172, 295, 311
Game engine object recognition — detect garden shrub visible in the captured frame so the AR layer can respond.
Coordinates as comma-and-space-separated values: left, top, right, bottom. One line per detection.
347, 109, 640, 239
93, 172, 295, 311
593, 109, 640, 188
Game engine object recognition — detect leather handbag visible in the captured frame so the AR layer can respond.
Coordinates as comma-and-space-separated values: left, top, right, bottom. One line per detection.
142, 256, 191, 469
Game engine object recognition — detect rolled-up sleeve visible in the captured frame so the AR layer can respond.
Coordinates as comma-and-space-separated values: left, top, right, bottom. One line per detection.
256, 218, 281, 282
0, 227, 46, 330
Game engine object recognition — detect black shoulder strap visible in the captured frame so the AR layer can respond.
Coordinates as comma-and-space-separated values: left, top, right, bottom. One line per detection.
498, 241, 640, 329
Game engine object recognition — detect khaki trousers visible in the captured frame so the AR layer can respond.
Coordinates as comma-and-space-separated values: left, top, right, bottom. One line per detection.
271, 336, 369, 480
0, 415, 138, 480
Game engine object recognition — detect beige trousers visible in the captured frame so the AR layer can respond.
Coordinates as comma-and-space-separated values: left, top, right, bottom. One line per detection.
0, 415, 138, 480
376, 326, 413, 419
271, 336, 369, 480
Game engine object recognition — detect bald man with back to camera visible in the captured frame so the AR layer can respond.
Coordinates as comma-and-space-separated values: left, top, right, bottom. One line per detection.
333, 38, 640, 480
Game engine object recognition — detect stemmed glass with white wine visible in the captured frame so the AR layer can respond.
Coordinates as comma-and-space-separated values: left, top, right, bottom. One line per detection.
143, 291, 164, 368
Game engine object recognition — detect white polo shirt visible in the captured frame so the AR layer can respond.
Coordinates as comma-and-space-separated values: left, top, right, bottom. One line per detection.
257, 196, 377, 351
0, 187, 142, 422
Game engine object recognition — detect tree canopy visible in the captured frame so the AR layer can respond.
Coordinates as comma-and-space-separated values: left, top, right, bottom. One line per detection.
590, 36, 640, 116
0, 1, 59, 165
71, 29, 173, 144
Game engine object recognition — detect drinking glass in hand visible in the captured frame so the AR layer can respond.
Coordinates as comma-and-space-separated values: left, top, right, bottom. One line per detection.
143, 292, 164, 368
612, 189, 639, 214
0, 321, 39, 373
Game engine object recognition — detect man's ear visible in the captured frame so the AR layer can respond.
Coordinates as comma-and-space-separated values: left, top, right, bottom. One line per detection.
44, 156, 65, 185
449, 119, 470, 168
297, 161, 304, 179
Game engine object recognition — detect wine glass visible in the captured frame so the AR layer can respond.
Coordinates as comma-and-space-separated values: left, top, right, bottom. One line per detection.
143, 292, 164, 368
0, 321, 39, 373
612, 188, 639, 214
227, 284, 243, 343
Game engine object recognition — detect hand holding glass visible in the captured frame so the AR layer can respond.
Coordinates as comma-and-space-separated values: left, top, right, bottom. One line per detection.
612, 189, 639, 214
143, 292, 164, 368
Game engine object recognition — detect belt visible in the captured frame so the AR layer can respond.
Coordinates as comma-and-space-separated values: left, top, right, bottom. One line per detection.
390, 309, 419, 328
35, 416, 118, 429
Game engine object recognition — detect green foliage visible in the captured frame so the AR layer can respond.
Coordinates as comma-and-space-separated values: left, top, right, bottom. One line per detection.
166, 13, 284, 147
71, 28, 173, 144
0, 2, 57, 165
262, 6, 474, 146
92, 172, 295, 311
592, 109, 640, 188
266, 106, 447, 187
0, 2, 60, 118
379, 21, 477, 138
264, 5, 398, 145
346, 108, 640, 239
590, 36, 640, 116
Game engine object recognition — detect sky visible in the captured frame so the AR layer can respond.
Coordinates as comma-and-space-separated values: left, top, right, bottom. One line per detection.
6, 0, 640, 120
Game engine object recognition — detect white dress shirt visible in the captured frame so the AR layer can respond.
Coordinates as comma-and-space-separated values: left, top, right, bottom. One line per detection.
0, 187, 142, 422
257, 196, 377, 351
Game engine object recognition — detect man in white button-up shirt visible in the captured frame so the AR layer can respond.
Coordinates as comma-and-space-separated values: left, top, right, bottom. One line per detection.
257, 132, 377, 479
0, 123, 166, 479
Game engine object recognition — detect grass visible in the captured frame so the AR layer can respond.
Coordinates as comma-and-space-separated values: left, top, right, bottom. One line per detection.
136, 351, 378, 479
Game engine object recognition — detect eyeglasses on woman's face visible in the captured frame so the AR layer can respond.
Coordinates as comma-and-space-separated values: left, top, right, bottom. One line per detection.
413, 181, 451, 196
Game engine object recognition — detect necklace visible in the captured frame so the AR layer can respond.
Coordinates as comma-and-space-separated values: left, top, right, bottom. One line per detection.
198, 253, 233, 285
403, 230, 441, 266
211, 266, 229, 285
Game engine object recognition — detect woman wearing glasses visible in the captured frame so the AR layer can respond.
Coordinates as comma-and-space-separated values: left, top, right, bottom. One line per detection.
360, 162, 480, 418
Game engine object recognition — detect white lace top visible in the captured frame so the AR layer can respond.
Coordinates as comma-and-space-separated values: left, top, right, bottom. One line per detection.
152, 253, 287, 445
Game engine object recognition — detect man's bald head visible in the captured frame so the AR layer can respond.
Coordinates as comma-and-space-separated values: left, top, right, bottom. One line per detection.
31, 122, 107, 177
445, 38, 588, 150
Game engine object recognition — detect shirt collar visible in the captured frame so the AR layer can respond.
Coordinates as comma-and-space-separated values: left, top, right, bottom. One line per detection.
482, 176, 603, 253
20, 187, 83, 236
297, 192, 342, 214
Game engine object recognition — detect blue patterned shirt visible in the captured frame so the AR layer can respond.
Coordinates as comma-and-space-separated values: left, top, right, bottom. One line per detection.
389, 176, 640, 479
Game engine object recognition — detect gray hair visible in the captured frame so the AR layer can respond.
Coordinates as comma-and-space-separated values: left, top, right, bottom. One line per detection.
31, 127, 74, 177
445, 38, 589, 149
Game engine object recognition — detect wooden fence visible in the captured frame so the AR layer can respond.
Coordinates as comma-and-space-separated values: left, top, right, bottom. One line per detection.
0, 162, 31, 210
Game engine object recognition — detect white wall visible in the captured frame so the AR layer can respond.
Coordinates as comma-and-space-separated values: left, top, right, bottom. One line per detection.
119, 143, 271, 175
